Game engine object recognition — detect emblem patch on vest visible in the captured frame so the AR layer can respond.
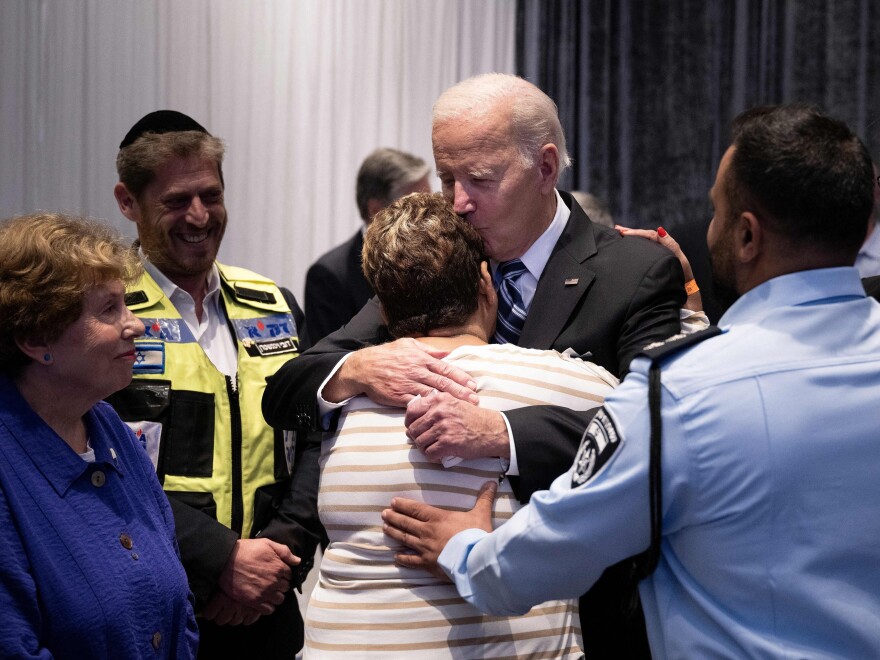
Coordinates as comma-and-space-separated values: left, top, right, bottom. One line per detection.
232, 314, 300, 357
133, 341, 166, 374
138, 318, 196, 343
571, 408, 622, 488
125, 420, 162, 470
241, 336, 300, 357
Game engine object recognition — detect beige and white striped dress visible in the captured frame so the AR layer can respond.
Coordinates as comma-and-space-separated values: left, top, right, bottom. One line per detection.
304, 344, 618, 659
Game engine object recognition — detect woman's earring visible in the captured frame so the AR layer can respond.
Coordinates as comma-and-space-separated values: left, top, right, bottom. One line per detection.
43, 353, 52, 363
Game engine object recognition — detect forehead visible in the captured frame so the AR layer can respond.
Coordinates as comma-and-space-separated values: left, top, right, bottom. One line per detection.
432, 109, 516, 171
72, 280, 125, 323
147, 156, 222, 195
84, 279, 124, 302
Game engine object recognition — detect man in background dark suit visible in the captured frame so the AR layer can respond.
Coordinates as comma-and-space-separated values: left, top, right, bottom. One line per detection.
303, 148, 431, 345
264, 73, 685, 658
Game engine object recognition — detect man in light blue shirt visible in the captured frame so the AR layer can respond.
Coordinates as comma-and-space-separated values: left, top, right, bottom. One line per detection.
382, 104, 880, 658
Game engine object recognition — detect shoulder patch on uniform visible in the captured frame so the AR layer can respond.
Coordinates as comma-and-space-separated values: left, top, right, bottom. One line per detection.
234, 285, 276, 305
124, 290, 149, 306
639, 325, 722, 361
571, 408, 621, 488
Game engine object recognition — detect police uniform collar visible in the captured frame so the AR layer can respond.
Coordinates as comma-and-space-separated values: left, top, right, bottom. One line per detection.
718, 267, 867, 329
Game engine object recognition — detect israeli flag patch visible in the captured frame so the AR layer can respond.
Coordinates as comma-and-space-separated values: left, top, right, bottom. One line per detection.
133, 341, 165, 374
571, 408, 622, 488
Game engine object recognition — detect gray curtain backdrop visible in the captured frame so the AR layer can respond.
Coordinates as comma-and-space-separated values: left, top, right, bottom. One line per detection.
517, 0, 880, 321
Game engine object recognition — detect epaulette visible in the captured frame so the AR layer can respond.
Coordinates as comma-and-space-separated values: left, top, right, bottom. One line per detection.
124, 290, 149, 307
638, 325, 723, 363
233, 284, 277, 305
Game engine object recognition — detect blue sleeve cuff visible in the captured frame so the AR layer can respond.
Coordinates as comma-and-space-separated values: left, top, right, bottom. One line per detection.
437, 528, 489, 601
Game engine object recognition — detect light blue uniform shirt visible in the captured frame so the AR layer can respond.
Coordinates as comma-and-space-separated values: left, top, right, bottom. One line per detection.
440, 267, 880, 659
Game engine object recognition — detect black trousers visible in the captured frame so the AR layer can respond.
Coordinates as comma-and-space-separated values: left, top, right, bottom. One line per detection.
579, 560, 652, 659
197, 591, 303, 660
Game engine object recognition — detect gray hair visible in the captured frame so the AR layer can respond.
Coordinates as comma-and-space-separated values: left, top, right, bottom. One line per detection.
432, 73, 571, 177
356, 148, 432, 221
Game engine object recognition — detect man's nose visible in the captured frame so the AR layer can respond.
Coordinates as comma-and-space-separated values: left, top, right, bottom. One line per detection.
452, 182, 475, 215
186, 197, 210, 226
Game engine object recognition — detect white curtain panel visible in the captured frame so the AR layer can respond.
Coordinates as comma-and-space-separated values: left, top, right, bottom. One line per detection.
0, 0, 515, 300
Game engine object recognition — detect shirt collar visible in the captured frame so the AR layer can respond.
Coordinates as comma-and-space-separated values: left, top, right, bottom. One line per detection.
718, 267, 868, 329
141, 251, 222, 312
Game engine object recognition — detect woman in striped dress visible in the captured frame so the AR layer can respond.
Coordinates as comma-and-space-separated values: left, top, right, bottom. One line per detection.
304, 194, 617, 658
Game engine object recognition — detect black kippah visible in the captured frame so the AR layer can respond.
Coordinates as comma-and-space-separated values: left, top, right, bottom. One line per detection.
119, 110, 210, 149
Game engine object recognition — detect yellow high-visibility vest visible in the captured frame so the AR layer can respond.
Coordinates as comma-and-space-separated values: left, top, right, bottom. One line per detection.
108, 263, 301, 538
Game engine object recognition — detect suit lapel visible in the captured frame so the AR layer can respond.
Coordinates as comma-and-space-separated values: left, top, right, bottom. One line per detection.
519, 192, 598, 349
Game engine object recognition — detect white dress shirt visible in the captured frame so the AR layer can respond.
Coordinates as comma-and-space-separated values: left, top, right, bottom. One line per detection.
143, 258, 238, 378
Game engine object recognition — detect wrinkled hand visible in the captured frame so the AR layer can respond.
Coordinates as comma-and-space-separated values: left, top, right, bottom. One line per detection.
203, 591, 263, 626
218, 538, 300, 612
405, 390, 509, 462
382, 481, 498, 578
616, 225, 703, 311
324, 338, 479, 407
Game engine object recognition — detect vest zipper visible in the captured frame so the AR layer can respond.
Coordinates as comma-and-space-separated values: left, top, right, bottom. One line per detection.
226, 375, 244, 535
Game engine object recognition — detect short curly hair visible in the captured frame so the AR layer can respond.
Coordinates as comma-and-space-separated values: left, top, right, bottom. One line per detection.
0, 213, 142, 376
362, 193, 486, 338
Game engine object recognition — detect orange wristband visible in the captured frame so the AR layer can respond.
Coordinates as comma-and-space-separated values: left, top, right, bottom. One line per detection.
685, 279, 700, 296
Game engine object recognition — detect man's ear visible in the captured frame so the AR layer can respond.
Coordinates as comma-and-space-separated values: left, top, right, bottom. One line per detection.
536, 144, 560, 194
114, 182, 141, 224
365, 198, 385, 224
736, 211, 763, 264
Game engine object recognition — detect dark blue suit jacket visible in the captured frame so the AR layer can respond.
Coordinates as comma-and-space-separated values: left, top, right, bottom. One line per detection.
302, 230, 374, 346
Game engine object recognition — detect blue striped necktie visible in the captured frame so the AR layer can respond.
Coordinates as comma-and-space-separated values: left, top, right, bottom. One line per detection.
493, 259, 528, 345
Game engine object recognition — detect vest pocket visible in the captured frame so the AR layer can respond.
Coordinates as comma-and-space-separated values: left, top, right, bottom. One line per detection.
106, 380, 171, 477
163, 390, 215, 478
106, 381, 214, 479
